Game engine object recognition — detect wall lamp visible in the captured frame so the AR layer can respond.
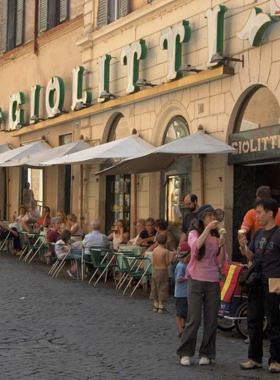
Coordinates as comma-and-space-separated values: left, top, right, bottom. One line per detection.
135, 78, 157, 88
179, 64, 203, 73
210, 53, 244, 68
30, 115, 46, 122
99, 90, 117, 100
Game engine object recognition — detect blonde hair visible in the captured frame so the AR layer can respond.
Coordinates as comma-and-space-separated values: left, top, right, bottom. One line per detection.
67, 213, 77, 223
57, 210, 66, 223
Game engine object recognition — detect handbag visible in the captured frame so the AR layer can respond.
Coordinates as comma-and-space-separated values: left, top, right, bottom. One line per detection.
239, 226, 279, 293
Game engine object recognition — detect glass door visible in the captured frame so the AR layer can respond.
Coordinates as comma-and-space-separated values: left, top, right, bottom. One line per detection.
105, 174, 131, 234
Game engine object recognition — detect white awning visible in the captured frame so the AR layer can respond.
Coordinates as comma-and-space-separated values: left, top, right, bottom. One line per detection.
40, 135, 155, 166
0, 143, 11, 154
96, 131, 237, 175
2, 140, 91, 168
0, 141, 51, 166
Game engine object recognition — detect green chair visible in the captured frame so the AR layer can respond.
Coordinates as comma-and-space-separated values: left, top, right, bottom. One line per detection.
121, 255, 152, 298
48, 243, 81, 279
82, 245, 104, 281
115, 252, 142, 292
20, 231, 47, 264
88, 247, 116, 287
0, 229, 11, 253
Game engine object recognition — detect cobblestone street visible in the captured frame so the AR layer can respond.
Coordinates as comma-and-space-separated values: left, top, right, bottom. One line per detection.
0, 254, 273, 380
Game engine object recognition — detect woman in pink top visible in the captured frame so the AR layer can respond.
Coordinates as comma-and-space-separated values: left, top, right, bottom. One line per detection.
177, 204, 226, 367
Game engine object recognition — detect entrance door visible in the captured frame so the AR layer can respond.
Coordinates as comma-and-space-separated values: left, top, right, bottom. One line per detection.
233, 163, 280, 260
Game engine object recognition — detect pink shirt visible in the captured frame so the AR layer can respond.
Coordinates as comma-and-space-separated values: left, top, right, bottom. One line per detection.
187, 230, 227, 282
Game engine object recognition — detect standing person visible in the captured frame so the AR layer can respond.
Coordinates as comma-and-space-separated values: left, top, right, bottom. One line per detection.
150, 233, 176, 314
22, 182, 34, 209
177, 204, 226, 366
238, 198, 280, 373
179, 194, 199, 246
174, 246, 190, 338
241, 186, 280, 239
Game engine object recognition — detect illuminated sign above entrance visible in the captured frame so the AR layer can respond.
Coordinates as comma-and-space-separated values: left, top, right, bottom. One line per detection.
229, 125, 280, 165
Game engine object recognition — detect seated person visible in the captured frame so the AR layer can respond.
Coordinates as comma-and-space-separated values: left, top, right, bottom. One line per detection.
22, 200, 41, 230
148, 219, 176, 252
136, 217, 157, 247
0, 220, 20, 251
46, 217, 62, 256
36, 206, 51, 231
127, 219, 146, 246
108, 219, 129, 250
11, 205, 27, 232
66, 213, 83, 243
83, 219, 110, 259
57, 210, 67, 231
55, 229, 82, 280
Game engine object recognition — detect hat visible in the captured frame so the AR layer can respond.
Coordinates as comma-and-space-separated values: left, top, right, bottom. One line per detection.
197, 204, 224, 222
177, 241, 191, 258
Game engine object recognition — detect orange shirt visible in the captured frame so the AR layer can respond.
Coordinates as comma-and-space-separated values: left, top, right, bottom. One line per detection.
241, 208, 280, 238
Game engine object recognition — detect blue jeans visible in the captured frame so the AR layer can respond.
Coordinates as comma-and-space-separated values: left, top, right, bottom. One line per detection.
248, 283, 280, 364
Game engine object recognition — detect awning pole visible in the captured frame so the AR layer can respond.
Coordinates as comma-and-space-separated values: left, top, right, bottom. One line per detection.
80, 165, 83, 226
6, 168, 9, 220
199, 155, 205, 205
134, 173, 137, 234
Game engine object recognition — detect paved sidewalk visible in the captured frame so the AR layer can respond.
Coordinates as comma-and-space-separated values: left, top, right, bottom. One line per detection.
0, 254, 273, 380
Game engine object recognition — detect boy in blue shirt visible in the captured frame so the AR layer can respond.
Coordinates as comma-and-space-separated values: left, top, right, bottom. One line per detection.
175, 244, 189, 338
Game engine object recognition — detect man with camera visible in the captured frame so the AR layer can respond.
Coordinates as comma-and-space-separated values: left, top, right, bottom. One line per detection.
238, 198, 280, 373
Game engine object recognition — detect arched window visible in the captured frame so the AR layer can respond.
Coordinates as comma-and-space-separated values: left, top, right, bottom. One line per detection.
235, 86, 280, 132
163, 116, 189, 144
161, 116, 191, 227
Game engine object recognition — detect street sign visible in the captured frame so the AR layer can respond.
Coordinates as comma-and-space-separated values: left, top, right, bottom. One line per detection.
271, 0, 280, 16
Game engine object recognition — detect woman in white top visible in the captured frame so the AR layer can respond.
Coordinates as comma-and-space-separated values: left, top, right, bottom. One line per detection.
66, 213, 83, 243
55, 229, 82, 279
108, 219, 129, 250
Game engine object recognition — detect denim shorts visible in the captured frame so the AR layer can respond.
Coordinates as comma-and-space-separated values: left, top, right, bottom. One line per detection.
175, 297, 188, 318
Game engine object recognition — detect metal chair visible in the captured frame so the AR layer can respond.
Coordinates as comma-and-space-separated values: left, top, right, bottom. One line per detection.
88, 247, 116, 287
48, 243, 81, 279
121, 255, 152, 298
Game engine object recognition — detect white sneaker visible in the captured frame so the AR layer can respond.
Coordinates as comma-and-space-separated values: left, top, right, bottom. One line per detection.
199, 357, 211, 365
180, 356, 191, 366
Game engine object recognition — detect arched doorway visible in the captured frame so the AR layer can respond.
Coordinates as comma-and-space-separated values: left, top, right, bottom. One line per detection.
229, 86, 280, 259
160, 116, 191, 231
105, 113, 132, 234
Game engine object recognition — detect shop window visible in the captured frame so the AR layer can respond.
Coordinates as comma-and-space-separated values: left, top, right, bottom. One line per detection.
105, 114, 131, 234
39, 0, 69, 33
162, 116, 190, 226
235, 86, 280, 132
97, 0, 129, 29
0, 0, 24, 53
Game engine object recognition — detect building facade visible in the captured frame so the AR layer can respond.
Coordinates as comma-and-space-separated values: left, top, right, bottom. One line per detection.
1, 0, 280, 255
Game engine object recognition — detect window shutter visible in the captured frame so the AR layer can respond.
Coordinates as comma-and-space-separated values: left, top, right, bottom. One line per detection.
118, 0, 129, 18
39, 0, 48, 32
0, 0, 8, 53
97, 0, 108, 29
60, 0, 68, 23
16, 0, 24, 46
